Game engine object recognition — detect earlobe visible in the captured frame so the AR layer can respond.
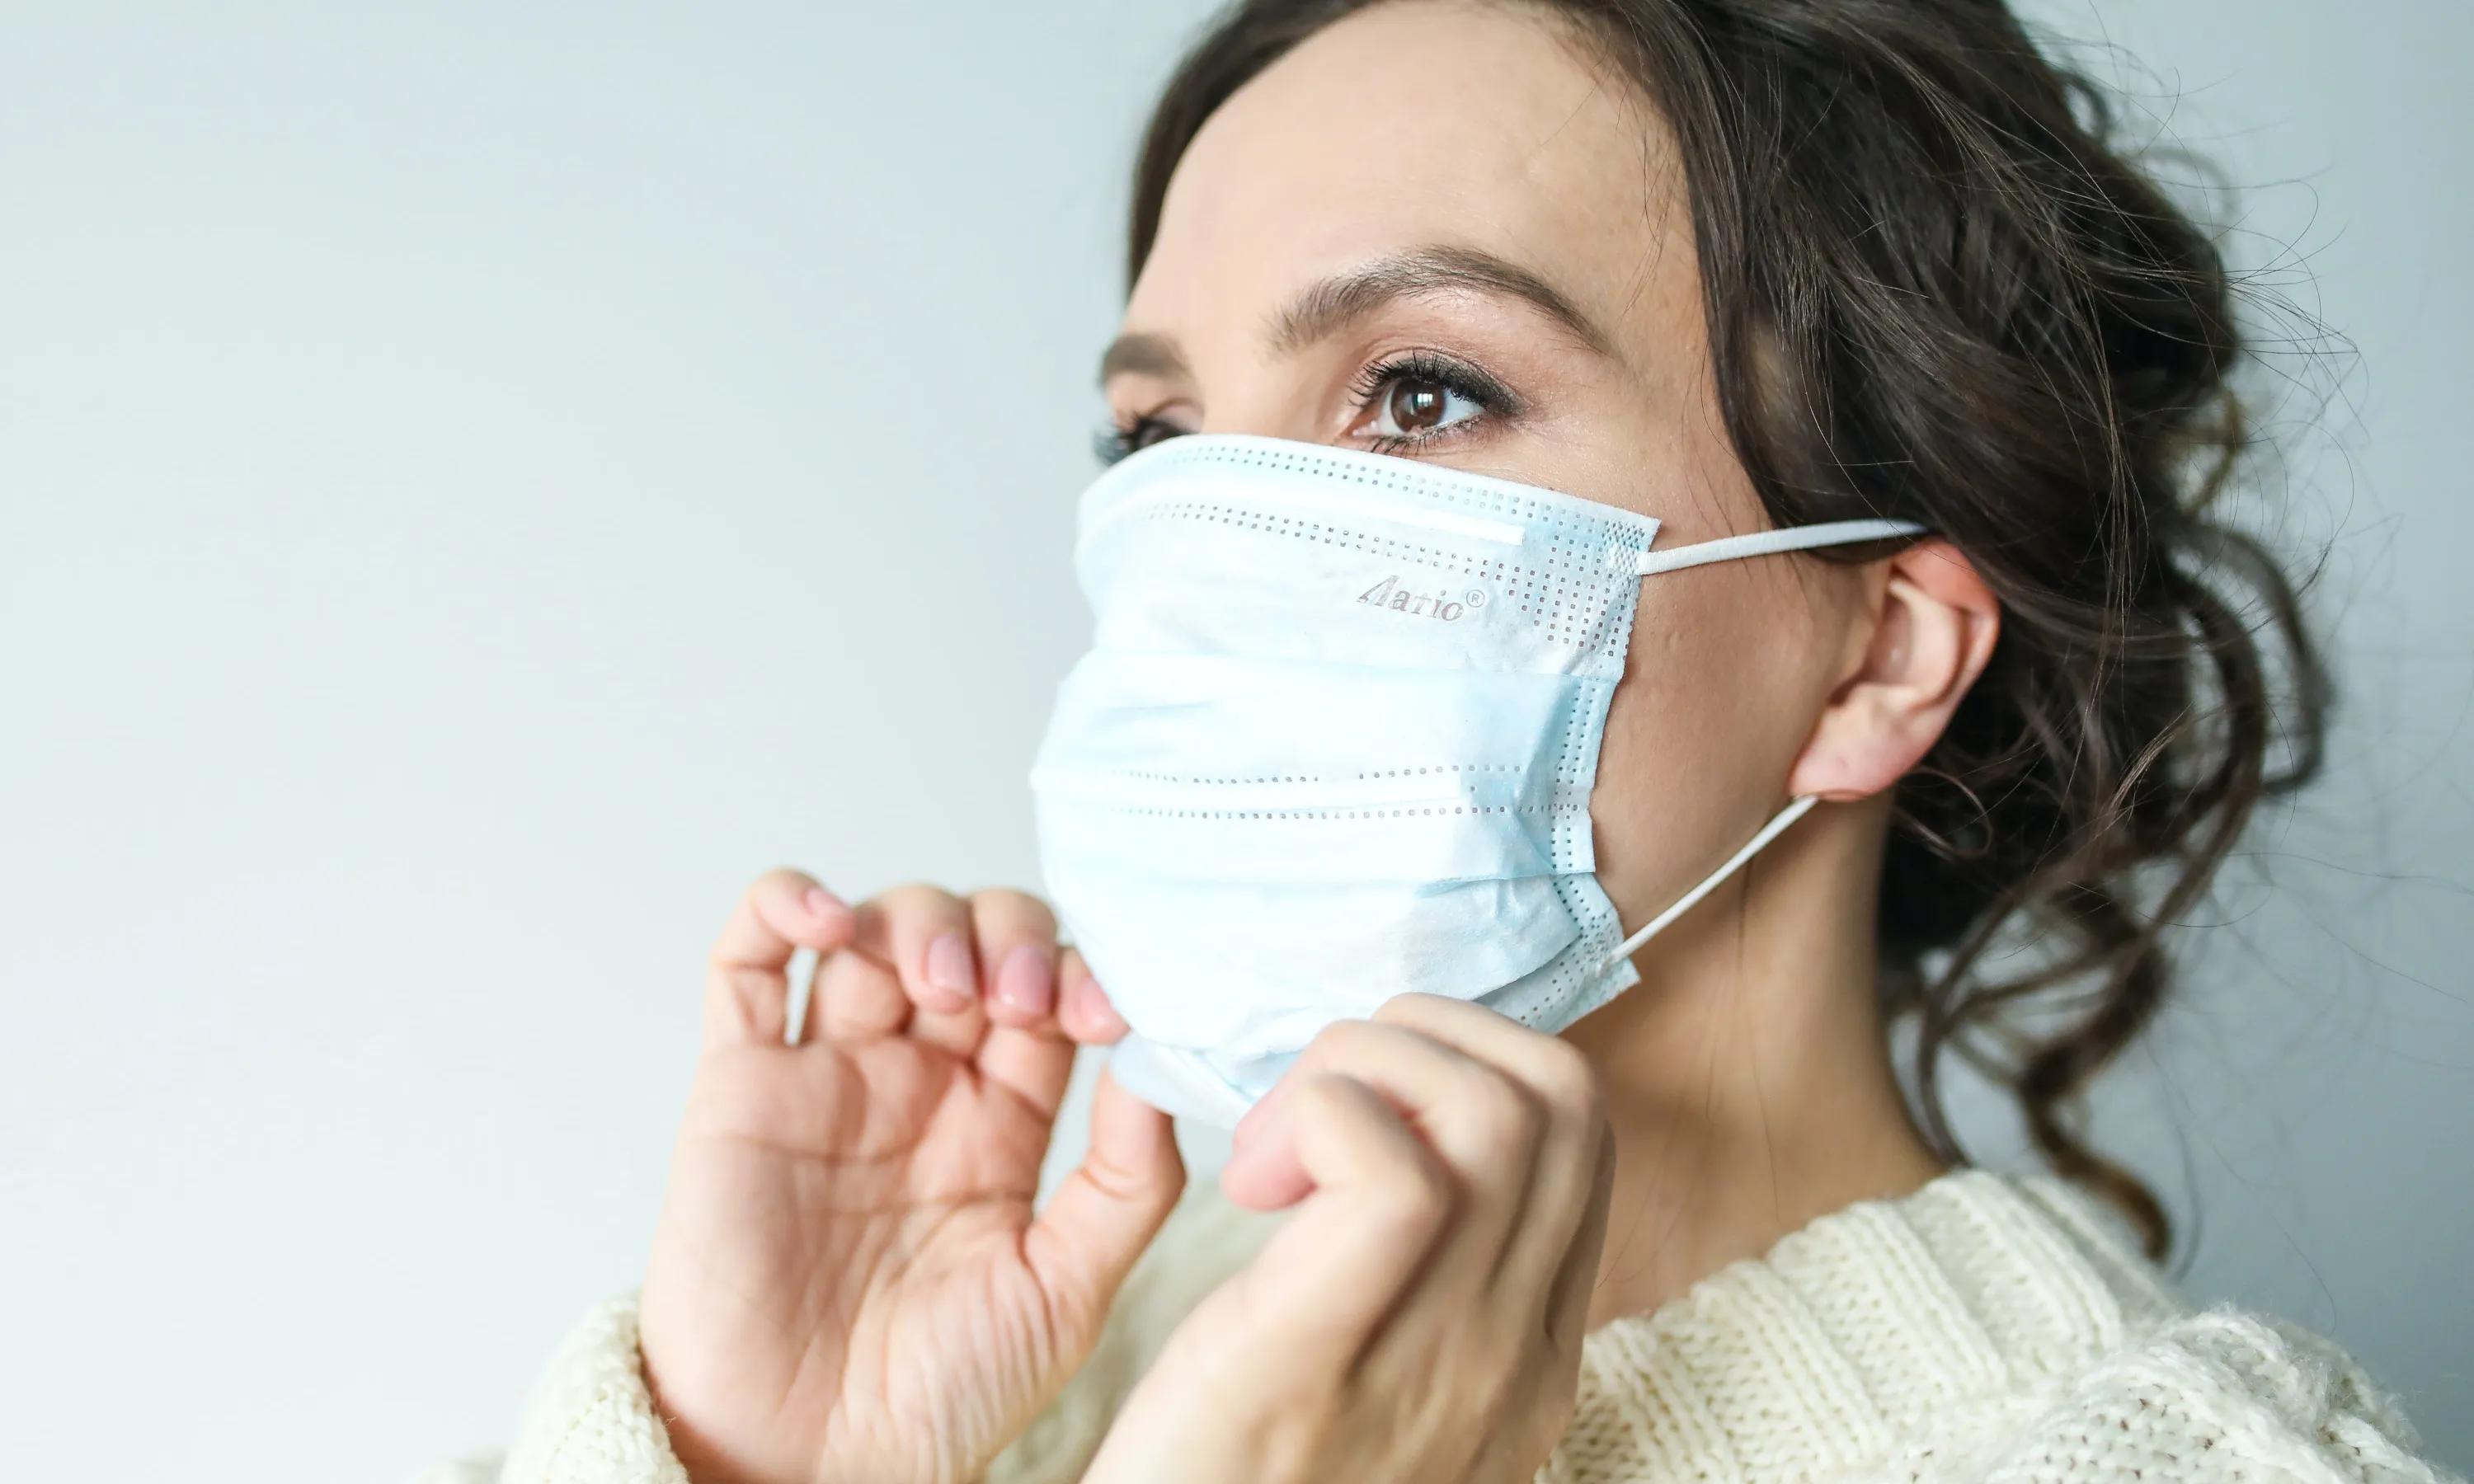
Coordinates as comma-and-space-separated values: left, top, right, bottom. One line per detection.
1785, 541, 2000, 801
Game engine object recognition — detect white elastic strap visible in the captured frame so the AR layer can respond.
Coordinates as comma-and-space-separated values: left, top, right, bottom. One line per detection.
1597, 794, 1821, 972
1634, 519, 1925, 576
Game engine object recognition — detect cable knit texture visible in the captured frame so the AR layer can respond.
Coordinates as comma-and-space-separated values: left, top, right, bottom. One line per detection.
423, 1172, 2454, 1484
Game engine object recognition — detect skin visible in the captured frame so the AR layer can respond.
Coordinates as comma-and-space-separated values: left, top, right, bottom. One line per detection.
637, 3, 2000, 1482
637, 879, 1179, 1484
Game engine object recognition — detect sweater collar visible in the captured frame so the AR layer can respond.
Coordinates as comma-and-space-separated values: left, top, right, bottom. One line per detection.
1545, 1171, 2184, 1484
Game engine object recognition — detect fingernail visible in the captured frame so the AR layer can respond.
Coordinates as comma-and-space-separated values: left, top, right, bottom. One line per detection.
804, 885, 848, 919
924, 932, 976, 1002
993, 943, 1056, 1017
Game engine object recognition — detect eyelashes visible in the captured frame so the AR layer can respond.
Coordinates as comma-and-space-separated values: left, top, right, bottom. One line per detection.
1095, 416, 1186, 466
1345, 350, 1524, 450
1098, 348, 1526, 465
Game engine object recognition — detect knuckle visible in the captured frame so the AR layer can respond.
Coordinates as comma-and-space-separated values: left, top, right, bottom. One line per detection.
1458, 1069, 1540, 1162
1302, 1017, 1379, 1067
1382, 1153, 1455, 1225
1300, 1076, 1452, 1216
878, 881, 963, 920
1530, 1038, 1604, 1120
1292, 1069, 1359, 1120
970, 887, 1057, 935
1372, 990, 1465, 1030
750, 865, 811, 897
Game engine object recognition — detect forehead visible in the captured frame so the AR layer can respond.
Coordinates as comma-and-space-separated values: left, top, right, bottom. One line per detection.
1133, 1, 1695, 351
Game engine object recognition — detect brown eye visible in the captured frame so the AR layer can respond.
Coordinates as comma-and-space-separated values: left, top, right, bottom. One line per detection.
1386, 378, 1450, 433
1364, 373, 1482, 441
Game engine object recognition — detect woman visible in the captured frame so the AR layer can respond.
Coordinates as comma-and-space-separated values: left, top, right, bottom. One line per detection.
440, 2, 2451, 1482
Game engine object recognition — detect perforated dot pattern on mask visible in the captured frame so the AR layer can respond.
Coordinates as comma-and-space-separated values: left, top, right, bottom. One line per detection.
1134, 499, 1636, 661
1112, 763, 1531, 787
1106, 801, 1587, 822
1112, 438, 1655, 665
1476, 873, 1631, 1030
1130, 439, 1653, 545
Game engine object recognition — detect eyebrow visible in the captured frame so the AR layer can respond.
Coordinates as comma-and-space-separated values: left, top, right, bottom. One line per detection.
1267, 245, 1611, 358
1098, 331, 1190, 384
1095, 244, 1611, 387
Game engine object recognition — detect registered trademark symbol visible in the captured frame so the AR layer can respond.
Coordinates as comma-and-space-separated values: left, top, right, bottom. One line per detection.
1464, 588, 1488, 608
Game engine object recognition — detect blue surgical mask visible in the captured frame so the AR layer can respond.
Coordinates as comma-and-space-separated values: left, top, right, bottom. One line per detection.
1031, 434, 1919, 1125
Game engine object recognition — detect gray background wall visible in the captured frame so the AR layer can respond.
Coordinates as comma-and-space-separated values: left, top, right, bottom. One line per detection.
0, 2, 2463, 1477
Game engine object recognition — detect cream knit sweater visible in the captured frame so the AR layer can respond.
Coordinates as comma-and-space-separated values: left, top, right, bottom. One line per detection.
427, 1172, 2453, 1484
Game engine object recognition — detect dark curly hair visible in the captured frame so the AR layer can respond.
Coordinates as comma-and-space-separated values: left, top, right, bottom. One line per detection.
1126, 0, 2329, 1256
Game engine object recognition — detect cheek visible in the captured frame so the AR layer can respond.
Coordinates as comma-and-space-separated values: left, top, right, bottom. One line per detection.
1587, 565, 1832, 918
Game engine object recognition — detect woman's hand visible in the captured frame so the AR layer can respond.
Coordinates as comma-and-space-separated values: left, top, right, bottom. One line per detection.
637, 871, 1183, 1484
1082, 993, 1614, 1484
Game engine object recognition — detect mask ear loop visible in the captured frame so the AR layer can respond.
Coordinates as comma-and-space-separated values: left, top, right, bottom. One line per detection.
1634, 517, 1925, 575
1597, 795, 1821, 972
1596, 515, 1926, 970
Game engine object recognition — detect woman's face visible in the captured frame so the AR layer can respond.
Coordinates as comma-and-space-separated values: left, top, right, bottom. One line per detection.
1107, 0, 1879, 943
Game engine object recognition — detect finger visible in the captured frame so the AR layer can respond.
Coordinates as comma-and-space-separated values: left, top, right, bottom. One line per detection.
703, 869, 858, 1050
969, 890, 1059, 1029
807, 942, 913, 1040
1371, 993, 1591, 1106
967, 892, 1077, 1116
1225, 1073, 1453, 1344
1225, 1018, 1543, 1270
839, 884, 984, 1052
1022, 1068, 1186, 1346
1056, 949, 1130, 1045
1222, 1074, 1315, 1209
1371, 996, 1609, 1303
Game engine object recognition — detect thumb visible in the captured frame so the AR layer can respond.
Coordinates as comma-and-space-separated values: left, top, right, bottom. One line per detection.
1022, 1067, 1184, 1341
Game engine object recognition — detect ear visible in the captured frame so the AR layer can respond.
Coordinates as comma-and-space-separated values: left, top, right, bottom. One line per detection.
1785, 539, 1999, 801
